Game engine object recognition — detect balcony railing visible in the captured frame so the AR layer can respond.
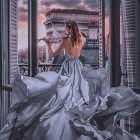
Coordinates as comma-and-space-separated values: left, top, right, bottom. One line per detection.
85, 39, 99, 44
1, 64, 98, 92
2, 64, 140, 94
18, 64, 99, 76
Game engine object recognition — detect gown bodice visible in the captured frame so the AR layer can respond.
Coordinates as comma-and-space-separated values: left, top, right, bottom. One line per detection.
59, 41, 83, 77
64, 51, 80, 60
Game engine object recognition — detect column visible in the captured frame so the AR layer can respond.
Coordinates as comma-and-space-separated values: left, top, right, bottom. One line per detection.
28, 0, 37, 77
109, 0, 121, 87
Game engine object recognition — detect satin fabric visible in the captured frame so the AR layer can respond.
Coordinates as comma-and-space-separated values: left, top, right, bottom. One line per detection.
0, 52, 140, 140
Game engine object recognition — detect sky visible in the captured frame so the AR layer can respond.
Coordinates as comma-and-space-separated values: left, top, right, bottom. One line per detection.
18, 0, 110, 49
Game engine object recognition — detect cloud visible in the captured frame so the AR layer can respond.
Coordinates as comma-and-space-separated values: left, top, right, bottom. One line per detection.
19, 7, 28, 13
40, 0, 56, 6
23, 0, 28, 4
84, 0, 99, 9
18, 13, 27, 22
41, 0, 81, 7
18, 7, 28, 23
55, 0, 82, 7
18, 1, 28, 24
105, 0, 110, 16
40, 0, 99, 11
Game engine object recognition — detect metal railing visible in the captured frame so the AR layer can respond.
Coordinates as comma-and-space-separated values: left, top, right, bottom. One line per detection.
18, 64, 99, 76
2, 64, 99, 92
3, 64, 140, 94
85, 39, 99, 44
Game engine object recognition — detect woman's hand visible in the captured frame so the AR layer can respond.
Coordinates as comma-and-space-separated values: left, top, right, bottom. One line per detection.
41, 37, 50, 45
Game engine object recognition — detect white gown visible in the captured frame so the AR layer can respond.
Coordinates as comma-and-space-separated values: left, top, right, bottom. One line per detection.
0, 42, 140, 140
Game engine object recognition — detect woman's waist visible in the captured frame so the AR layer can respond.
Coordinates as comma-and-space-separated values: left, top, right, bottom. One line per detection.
64, 56, 80, 62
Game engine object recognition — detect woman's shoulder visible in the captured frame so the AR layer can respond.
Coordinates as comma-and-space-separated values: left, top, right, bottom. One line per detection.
82, 37, 86, 44
61, 37, 69, 43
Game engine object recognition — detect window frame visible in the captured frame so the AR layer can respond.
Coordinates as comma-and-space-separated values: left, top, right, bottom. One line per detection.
28, 0, 37, 77
0, 0, 11, 129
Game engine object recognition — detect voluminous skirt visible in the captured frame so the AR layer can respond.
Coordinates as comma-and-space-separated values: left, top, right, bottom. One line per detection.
0, 57, 140, 140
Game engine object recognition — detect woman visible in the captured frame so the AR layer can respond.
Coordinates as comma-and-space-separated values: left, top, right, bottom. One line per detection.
0, 20, 140, 140
42, 20, 86, 58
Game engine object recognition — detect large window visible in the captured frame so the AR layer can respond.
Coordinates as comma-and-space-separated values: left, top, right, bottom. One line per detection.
0, 0, 112, 129
0, 0, 101, 128
36, 0, 100, 73
1, 0, 140, 132
17, 0, 101, 76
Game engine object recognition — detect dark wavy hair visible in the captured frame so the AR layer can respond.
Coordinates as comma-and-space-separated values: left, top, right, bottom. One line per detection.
65, 20, 83, 47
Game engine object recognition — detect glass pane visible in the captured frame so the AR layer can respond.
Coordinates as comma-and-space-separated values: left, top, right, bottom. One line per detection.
120, 0, 140, 136
120, 0, 140, 88
37, 0, 100, 73
18, 0, 28, 76
105, 0, 110, 62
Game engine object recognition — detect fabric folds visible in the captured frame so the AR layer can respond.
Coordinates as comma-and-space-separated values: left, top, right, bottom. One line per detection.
0, 52, 140, 140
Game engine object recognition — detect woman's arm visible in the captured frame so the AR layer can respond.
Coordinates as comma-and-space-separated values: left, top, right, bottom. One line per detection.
42, 37, 65, 57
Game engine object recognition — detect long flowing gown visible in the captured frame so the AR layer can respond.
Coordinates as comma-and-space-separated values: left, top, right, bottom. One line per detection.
1, 42, 140, 140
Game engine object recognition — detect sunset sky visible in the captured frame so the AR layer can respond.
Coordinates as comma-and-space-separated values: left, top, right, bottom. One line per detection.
18, 0, 110, 50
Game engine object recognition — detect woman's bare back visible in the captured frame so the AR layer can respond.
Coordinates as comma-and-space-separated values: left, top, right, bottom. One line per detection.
64, 38, 84, 58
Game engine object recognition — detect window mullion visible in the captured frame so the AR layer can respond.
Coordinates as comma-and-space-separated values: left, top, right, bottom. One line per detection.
28, 0, 37, 77
0, 0, 10, 129
109, 0, 121, 87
